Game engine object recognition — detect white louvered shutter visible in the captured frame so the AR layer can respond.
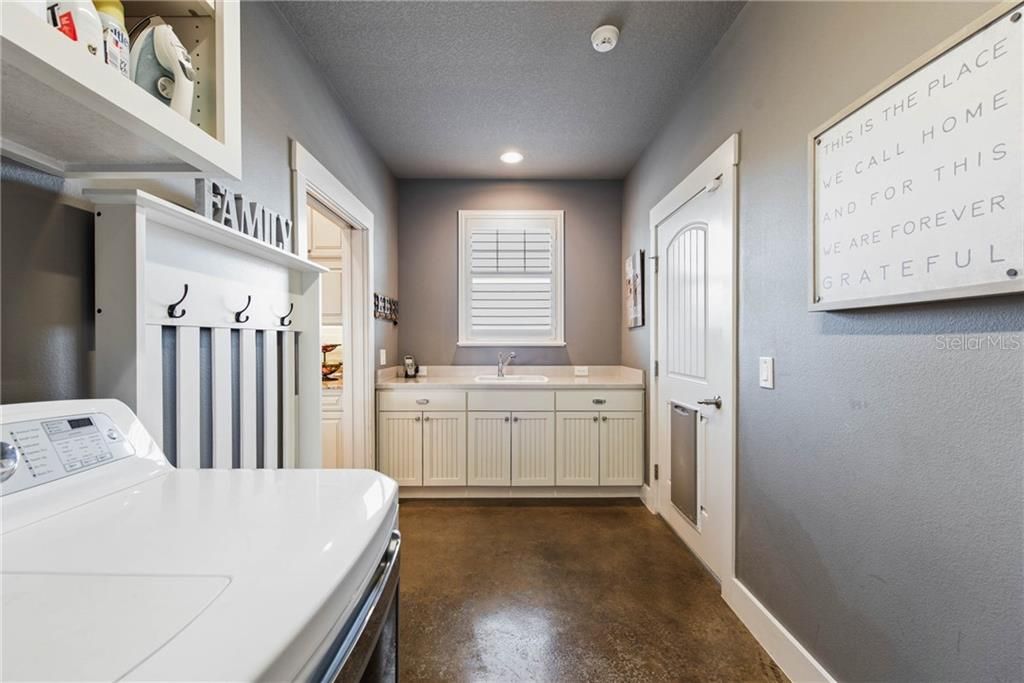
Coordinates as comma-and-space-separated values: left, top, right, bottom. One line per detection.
459, 211, 564, 345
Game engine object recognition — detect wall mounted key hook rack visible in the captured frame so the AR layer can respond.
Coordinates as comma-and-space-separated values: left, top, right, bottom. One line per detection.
234, 295, 253, 323
167, 284, 189, 319
279, 302, 294, 327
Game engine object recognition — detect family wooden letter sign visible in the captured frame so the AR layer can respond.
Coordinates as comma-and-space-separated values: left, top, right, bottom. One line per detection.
195, 179, 294, 253
809, 6, 1022, 310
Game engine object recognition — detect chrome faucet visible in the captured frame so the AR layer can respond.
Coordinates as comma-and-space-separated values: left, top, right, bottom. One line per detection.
497, 352, 516, 378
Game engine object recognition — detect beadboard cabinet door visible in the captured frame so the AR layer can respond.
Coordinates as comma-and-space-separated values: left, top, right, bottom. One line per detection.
599, 411, 644, 485
556, 412, 600, 486
321, 414, 341, 469
378, 411, 423, 486
468, 412, 511, 486
422, 412, 467, 486
511, 412, 555, 486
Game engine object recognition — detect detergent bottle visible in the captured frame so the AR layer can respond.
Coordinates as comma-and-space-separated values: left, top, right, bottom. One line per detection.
45, 1, 104, 61
94, 0, 130, 78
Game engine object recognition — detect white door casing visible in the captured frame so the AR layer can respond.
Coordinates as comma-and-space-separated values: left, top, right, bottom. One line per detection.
651, 134, 738, 582
291, 141, 375, 471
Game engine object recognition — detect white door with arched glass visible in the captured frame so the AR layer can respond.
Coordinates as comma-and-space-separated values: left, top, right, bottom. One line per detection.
653, 136, 737, 581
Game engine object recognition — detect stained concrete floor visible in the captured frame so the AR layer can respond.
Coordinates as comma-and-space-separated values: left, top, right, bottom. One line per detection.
397, 500, 785, 682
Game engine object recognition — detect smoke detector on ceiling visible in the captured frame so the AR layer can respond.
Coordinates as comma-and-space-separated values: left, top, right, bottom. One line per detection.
591, 25, 619, 53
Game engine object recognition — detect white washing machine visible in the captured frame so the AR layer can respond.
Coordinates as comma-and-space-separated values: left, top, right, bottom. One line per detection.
0, 399, 400, 682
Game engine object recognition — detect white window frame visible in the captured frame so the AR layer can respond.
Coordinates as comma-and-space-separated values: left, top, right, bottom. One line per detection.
457, 209, 566, 347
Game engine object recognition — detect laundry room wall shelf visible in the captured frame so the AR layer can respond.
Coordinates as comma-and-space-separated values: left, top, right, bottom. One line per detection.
0, 0, 240, 179
87, 189, 327, 470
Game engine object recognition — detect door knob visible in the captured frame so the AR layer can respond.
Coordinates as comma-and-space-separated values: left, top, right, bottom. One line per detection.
697, 396, 722, 409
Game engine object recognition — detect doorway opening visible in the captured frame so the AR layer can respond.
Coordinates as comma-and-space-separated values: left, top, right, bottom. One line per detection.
649, 134, 738, 582
291, 140, 376, 470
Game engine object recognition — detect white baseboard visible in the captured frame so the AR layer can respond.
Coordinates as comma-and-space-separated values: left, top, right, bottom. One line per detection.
640, 484, 657, 513
723, 578, 835, 683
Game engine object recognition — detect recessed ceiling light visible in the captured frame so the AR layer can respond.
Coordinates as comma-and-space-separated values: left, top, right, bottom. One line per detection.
500, 151, 524, 164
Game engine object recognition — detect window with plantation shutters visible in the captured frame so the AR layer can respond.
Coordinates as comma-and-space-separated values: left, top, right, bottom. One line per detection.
458, 210, 565, 346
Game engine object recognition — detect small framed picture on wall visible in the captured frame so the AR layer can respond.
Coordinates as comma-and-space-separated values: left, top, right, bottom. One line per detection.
625, 249, 644, 329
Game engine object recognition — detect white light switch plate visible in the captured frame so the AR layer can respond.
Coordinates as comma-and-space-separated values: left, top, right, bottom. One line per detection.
379, 349, 387, 366
759, 357, 774, 389
574, 366, 589, 377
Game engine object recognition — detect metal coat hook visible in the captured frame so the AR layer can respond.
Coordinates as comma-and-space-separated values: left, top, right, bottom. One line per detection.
234, 295, 252, 324
167, 284, 189, 319
279, 302, 294, 327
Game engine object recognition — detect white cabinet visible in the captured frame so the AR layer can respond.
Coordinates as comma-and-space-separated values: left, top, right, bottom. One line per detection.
379, 408, 467, 486
556, 412, 601, 486
599, 412, 644, 486
321, 414, 342, 468
322, 391, 343, 468
378, 412, 424, 486
556, 410, 644, 486
321, 265, 343, 325
423, 412, 467, 486
377, 386, 643, 492
308, 203, 345, 259
511, 412, 555, 486
0, 0, 241, 179
468, 412, 511, 486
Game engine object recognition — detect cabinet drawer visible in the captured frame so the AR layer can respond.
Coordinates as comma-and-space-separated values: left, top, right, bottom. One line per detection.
322, 391, 343, 412
468, 390, 554, 412
378, 390, 465, 411
556, 390, 643, 412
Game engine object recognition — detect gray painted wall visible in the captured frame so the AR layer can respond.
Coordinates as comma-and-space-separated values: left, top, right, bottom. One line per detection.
622, 2, 1023, 680
397, 179, 623, 365
0, 2, 398, 402
1, 162, 94, 403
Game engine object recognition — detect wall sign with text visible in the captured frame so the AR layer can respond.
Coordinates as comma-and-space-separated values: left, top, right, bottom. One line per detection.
809, 5, 1022, 311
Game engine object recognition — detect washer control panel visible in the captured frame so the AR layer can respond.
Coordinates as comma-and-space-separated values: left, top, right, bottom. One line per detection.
0, 413, 135, 496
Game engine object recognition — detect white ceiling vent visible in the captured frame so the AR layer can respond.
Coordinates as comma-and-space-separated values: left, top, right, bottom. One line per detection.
591, 25, 620, 53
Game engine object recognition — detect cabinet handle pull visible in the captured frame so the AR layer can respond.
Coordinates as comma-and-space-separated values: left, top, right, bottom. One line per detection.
504, 416, 510, 423
423, 416, 430, 422
414, 416, 421, 422
592, 398, 606, 405
592, 416, 599, 422
513, 417, 519, 423
602, 416, 608, 422
416, 399, 429, 405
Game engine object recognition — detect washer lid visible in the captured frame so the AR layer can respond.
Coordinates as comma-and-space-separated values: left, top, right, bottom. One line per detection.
1, 573, 229, 682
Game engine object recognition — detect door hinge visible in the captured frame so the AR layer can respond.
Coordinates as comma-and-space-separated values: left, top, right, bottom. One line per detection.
654, 464, 659, 480
654, 360, 659, 378
649, 254, 659, 273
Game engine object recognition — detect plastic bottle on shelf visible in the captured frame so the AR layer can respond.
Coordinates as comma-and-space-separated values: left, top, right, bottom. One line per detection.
45, 1, 104, 61
93, 0, 130, 78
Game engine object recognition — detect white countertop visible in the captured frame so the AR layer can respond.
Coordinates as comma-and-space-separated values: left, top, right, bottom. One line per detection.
377, 365, 644, 390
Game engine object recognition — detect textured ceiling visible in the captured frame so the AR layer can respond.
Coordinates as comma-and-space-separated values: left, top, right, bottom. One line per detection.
275, 1, 744, 179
